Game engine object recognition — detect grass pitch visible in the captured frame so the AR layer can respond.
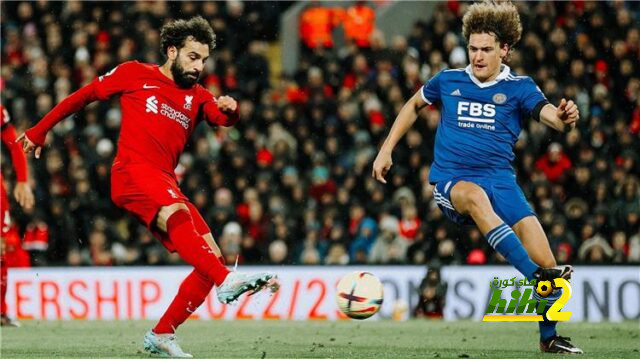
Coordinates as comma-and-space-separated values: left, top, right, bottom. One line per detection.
1, 320, 638, 358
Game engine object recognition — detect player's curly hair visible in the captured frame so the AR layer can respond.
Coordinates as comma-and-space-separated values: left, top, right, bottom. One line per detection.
462, 1, 522, 48
160, 16, 216, 55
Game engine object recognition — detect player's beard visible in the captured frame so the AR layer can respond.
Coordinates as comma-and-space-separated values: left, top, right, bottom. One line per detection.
171, 60, 200, 88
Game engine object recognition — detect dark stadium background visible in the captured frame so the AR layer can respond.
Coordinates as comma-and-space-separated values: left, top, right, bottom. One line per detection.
1, 1, 638, 270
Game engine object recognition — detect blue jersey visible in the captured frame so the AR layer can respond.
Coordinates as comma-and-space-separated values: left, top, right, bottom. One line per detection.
422, 65, 547, 183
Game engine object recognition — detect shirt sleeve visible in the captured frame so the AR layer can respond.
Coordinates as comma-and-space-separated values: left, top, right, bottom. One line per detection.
198, 88, 239, 127
420, 71, 444, 105
0, 108, 28, 182
24, 61, 139, 146
520, 77, 548, 120
93, 61, 139, 100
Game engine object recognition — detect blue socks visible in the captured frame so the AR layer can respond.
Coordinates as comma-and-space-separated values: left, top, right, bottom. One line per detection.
534, 289, 562, 341
486, 223, 557, 342
485, 223, 539, 280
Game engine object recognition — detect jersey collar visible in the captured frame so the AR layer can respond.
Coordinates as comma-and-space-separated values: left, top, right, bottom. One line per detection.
464, 64, 511, 88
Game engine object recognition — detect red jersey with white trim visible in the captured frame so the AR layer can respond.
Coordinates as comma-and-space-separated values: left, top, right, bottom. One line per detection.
26, 61, 238, 175
1, 104, 29, 183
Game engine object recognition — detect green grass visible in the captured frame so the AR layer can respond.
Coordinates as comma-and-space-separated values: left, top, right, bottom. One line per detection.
1, 320, 638, 358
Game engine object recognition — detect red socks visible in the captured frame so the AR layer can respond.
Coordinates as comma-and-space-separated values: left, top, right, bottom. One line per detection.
166, 209, 229, 286
155, 209, 231, 334
153, 269, 214, 334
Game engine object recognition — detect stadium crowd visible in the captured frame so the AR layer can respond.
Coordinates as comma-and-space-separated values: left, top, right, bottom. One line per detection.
1, 1, 639, 267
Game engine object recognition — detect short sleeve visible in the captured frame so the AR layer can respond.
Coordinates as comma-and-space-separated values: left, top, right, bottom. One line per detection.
421, 71, 444, 105
93, 61, 139, 100
520, 77, 548, 117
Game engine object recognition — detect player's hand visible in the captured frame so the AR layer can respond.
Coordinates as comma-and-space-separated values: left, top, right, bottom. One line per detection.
372, 150, 393, 184
16, 132, 42, 159
556, 98, 579, 125
13, 182, 34, 212
217, 96, 237, 113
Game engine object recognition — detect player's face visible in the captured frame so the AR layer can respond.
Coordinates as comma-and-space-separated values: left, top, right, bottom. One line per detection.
170, 38, 210, 88
468, 33, 508, 82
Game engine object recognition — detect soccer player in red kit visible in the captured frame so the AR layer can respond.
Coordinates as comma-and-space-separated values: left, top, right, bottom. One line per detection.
1, 104, 35, 327
18, 17, 274, 357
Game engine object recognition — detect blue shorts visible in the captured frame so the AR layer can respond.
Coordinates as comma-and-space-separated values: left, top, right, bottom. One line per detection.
432, 174, 535, 227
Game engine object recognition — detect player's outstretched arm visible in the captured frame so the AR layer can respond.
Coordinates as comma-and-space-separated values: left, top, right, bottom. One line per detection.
539, 98, 579, 133
372, 90, 428, 184
17, 62, 136, 158
16, 82, 103, 159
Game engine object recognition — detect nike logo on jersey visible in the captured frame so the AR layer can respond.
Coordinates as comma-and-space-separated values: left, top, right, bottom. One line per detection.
143, 84, 160, 89
451, 89, 461, 96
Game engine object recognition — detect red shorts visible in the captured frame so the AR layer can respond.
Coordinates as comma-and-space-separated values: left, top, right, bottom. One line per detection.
1, 181, 10, 235
110, 162, 210, 252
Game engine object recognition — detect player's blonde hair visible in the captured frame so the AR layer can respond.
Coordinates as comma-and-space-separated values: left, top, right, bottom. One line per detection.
462, 1, 522, 48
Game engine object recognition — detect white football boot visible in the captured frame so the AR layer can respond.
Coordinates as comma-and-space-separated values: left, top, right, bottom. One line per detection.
143, 330, 193, 358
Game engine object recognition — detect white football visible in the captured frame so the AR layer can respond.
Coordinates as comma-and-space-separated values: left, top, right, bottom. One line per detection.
335, 271, 384, 319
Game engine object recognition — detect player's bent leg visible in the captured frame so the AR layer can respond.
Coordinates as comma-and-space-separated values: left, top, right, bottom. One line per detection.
156, 203, 190, 233
512, 216, 556, 268
450, 181, 502, 233
450, 181, 539, 279
158, 204, 230, 286
160, 204, 275, 304
512, 216, 573, 282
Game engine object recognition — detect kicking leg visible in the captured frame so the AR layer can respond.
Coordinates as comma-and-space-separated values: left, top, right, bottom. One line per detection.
450, 181, 539, 280
156, 203, 230, 286
157, 203, 274, 304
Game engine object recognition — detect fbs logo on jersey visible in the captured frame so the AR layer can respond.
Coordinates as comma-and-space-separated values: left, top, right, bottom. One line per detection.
184, 95, 193, 111
146, 96, 159, 114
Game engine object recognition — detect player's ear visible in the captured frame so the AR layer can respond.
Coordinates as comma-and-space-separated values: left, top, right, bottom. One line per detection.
167, 46, 178, 61
500, 43, 509, 60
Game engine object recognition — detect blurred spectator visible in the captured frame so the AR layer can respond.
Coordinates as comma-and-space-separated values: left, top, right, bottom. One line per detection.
299, 2, 338, 49
414, 267, 447, 319
536, 142, 572, 183
368, 215, 408, 264
342, 1, 376, 48
578, 232, 614, 263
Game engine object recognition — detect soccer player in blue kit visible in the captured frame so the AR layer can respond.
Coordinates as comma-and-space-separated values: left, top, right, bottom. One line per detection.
373, 1, 583, 354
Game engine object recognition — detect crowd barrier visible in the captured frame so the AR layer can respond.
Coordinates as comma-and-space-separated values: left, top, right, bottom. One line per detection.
5, 266, 638, 321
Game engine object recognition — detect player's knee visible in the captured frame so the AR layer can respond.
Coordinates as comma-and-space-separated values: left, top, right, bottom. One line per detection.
156, 203, 189, 232
465, 188, 491, 215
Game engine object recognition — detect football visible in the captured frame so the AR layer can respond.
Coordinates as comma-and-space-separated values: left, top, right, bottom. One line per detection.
336, 271, 384, 319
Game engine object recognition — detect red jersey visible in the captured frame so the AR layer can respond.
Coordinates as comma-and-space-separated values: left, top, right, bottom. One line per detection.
1, 104, 29, 183
26, 61, 238, 175
1, 104, 29, 235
